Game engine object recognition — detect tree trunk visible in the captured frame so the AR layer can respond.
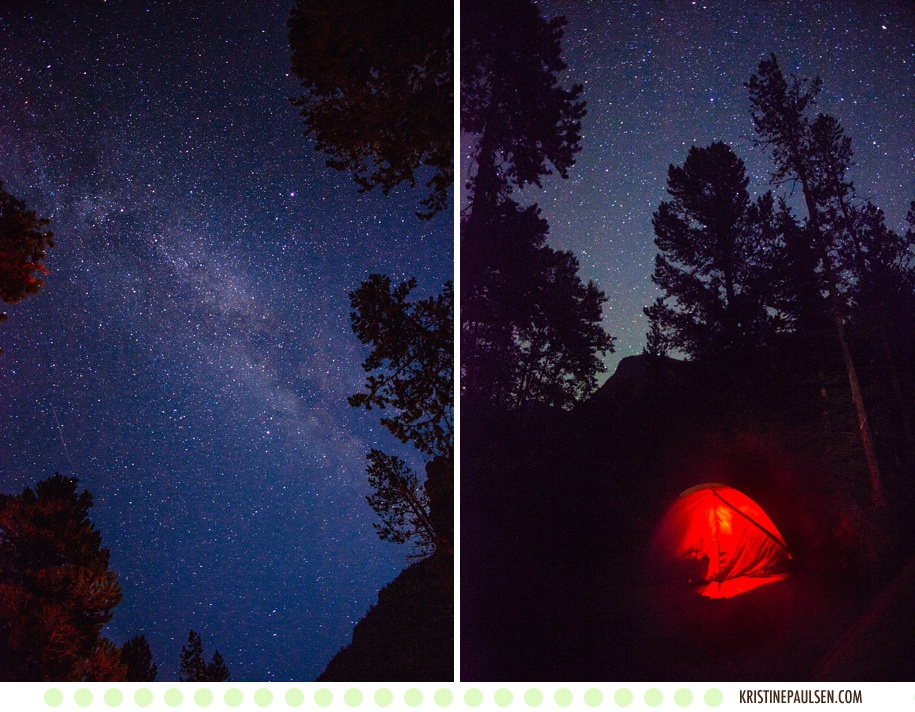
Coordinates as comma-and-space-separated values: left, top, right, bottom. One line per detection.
830, 295, 884, 507
798, 174, 884, 507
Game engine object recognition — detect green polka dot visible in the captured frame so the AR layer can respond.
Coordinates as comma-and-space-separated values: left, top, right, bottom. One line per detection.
464, 689, 484, 708
315, 689, 333, 708
405, 688, 423, 707
495, 688, 513, 707
585, 689, 603, 707
255, 688, 273, 707
225, 689, 244, 708
75, 689, 93, 707
194, 689, 213, 707
555, 689, 573, 708
704, 689, 723, 707
676, 688, 693, 707
135, 689, 154, 707
645, 689, 663, 707
164, 688, 183, 707
105, 688, 124, 707
344, 689, 362, 707
524, 689, 543, 707
45, 689, 64, 707
374, 689, 393, 707
614, 689, 633, 707
285, 689, 304, 707
434, 689, 453, 707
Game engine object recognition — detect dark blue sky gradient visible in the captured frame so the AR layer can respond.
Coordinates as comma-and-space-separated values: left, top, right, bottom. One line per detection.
0, 0, 451, 681
529, 0, 913, 373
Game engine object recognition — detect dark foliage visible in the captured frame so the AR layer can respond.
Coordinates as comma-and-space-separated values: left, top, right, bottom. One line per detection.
747, 54, 889, 505
0, 181, 55, 341
364, 449, 434, 550
318, 548, 453, 681
463, 198, 613, 410
179, 630, 230, 682
746, 55, 822, 190
120, 635, 157, 682
461, 0, 612, 412
84, 639, 127, 682
289, 0, 452, 218
646, 142, 786, 361
207, 650, 230, 682
462, 0, 585, 203
363, 452, 453, 555
349, 275, 453, 557
349, 274, 453, 458
0, 475, 123, 681
178, 630, 207, 682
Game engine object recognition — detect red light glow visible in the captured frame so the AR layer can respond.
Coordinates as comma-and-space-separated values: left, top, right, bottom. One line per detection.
655, 483, 792, 598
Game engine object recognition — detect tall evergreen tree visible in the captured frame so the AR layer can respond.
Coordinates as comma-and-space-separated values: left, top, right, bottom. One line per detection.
747, 54, 884, 505
844, 201, 915, 458
646, 142, 784, 361
462, 0, 585, 207
461, 0, 612, 410
206, 650, 231, 682
463, 197, 612, 409
178, 630, 207, 682
0, 475, 122, 681
288, 0, 452, 218
120, 634, 157, 682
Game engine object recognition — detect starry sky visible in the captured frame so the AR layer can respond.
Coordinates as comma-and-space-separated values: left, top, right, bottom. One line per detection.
0, 0, 451, 681
524, 0, 913, 374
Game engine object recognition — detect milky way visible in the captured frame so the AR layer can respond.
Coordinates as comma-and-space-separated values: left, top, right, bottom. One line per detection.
0, 0, 450, 680
525, 0, 913, 373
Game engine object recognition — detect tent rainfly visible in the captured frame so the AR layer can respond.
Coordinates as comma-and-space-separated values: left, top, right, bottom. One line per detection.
654, 483, 792, 598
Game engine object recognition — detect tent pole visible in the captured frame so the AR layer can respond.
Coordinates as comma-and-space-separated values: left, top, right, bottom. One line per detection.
715, 511, 722, 583
713, 490, 790, 553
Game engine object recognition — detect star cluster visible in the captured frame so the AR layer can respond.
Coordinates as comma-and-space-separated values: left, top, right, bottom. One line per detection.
0, 0, 450, 681
531, 0, 912, 372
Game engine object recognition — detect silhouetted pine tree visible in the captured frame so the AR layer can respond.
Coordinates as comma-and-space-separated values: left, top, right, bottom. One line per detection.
747, 54, 884, 505
178, 631, 207, 682
461, 0, 613, 410
206, 650, 230, 682
646, 142, 785, 362
463, 197, 612, 409
462, 0, 585, 207
0, 474, 123, 681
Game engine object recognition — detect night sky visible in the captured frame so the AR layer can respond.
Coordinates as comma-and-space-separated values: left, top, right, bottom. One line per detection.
0, 1, 450, 681
527, 0, 913, 373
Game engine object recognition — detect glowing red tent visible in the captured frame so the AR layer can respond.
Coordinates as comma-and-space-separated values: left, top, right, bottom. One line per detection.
655, 483, 792, 598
